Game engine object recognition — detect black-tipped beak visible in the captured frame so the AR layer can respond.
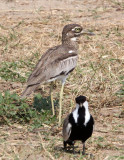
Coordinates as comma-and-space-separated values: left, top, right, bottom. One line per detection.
81, 30, 95, 36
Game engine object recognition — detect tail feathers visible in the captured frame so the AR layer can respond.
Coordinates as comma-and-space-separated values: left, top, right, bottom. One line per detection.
21, 85, 38, 98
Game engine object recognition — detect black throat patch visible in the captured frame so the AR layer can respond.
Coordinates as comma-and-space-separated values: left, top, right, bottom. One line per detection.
78, 107, 85, 126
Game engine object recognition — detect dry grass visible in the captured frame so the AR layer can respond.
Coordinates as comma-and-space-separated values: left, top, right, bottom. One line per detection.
0, 0, 124, 159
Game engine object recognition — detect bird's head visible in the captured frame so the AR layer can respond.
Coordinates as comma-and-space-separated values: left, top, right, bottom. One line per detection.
62, 24, 94, 44
75, 95, 87, 108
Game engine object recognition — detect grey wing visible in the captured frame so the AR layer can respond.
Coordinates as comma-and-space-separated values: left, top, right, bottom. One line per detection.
63, 115, 72, 141
27, 46, 59, 83
27, 53, 78, 86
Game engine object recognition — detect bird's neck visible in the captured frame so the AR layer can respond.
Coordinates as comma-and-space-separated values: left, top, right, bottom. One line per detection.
62, 38, 79, 50
72, 102, 90, 126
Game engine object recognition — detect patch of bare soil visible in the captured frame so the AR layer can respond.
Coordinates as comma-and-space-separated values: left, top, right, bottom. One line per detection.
0, 0, 124, 159
0, 79, 22, 92
0, 106, 123, 159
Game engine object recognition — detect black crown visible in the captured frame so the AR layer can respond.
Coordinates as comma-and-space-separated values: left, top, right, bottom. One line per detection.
75, 95, 86, 104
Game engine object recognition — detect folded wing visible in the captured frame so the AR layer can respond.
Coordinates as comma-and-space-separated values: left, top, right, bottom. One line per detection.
63, 115, 72, 141
21, 46, 78, 97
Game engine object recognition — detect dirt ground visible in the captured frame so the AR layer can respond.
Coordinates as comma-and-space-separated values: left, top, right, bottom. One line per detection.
0, 0, 124, 159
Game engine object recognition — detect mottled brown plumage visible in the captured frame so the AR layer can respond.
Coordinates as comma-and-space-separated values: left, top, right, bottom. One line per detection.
22, 24, 82, 97
21, 24, 94, 125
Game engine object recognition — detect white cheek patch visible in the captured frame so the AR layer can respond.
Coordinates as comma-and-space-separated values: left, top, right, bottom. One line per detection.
68, 50, 75, 53
71, 37, 77, 41
83, 101, 90, 126
72, 104, 79, 123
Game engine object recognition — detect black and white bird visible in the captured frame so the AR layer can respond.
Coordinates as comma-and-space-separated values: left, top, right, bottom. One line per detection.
63, 96, 94, 154
21, 24, 94, 125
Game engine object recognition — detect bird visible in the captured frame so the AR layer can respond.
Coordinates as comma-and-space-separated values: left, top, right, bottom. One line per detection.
63, 95, 94, 155
21, 24, 94, 126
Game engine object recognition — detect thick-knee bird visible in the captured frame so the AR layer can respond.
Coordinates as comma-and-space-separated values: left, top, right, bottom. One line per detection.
21, 24, 94, 125
63, 96, 94, 154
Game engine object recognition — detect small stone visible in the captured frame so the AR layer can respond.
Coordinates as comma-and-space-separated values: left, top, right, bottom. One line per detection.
11, 82, 22, 89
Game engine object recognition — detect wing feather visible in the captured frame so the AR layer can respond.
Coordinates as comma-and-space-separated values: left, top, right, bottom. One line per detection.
27, 49, 78, 86
22, 45, 78, 97
63, 115, 72, 141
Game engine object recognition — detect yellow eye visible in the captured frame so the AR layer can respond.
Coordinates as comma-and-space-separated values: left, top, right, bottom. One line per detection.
75, 27, 81, 32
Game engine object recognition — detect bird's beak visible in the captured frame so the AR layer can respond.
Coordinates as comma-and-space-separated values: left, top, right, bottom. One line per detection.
81, 30, 95, 36
79, 103, 83, 107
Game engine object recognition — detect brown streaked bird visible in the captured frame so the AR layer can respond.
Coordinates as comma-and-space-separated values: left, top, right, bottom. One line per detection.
21, 24, 94, 126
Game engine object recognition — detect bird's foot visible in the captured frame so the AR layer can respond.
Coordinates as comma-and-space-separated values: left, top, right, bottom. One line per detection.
89, 153, 94, 158
82, 151, 85, 155
73, 149, 76, 154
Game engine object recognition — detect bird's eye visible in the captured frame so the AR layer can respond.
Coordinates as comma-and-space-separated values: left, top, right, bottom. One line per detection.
75, 27, 81, 32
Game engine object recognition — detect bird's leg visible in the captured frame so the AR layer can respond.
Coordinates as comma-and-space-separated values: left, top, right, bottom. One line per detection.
72, 143, 75, 154
58, 82, 65, 126
63, 141, 67, 150
82, 143, 85, 155
50, 82, 55, 116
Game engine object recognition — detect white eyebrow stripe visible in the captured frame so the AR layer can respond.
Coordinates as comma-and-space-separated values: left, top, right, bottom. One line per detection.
72, 27, 80, 31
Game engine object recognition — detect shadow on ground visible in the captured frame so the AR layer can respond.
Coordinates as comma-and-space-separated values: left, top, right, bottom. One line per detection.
33, 94, 59, 111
